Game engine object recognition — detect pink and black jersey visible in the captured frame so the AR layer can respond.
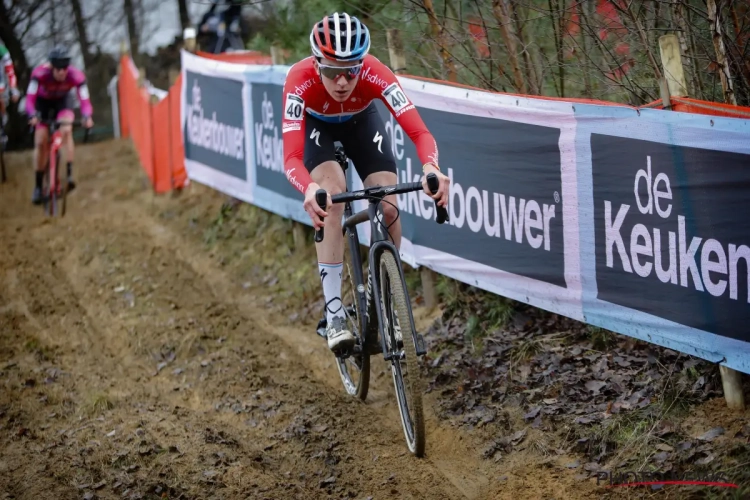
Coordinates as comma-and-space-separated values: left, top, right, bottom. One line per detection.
25, 63, 93, 117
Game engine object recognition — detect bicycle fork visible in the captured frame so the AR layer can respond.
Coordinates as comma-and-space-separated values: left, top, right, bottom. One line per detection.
359, 200, 427, 362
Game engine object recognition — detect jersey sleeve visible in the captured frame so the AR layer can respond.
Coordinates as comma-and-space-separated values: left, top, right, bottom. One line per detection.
0, 50, 17, 89
281, 64, 312, 195
73, 70, 93, 117
365, 57, 439, 168
25, 68, 41, 116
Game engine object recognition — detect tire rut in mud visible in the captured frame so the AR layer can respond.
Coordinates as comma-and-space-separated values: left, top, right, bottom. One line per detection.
0, 147, 488, 499
1, 141, 605, 500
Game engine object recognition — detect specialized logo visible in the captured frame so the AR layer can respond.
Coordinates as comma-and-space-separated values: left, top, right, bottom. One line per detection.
604, 155, 749, 301
373, 131, 383, 153
382, 83, 414, 117
310, 128, 321, 147
284, 93, 304, 121
186, 79, 244, 160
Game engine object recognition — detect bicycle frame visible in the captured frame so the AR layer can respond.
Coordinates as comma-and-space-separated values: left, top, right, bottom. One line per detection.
322, 172, 447, 361
33, 118, 90, 214
47, 121, 64, 197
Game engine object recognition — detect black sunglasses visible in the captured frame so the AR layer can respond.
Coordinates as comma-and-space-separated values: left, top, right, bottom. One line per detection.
318, 62, 363, 82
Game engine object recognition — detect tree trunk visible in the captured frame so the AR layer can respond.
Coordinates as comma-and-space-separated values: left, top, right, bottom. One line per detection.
177, 0, 191, 31
577, 0, 592, 98
548, 0, 566, 97
511, 2, 538, 94
422, 0, 458, 82
707, 0, 737, 105
123, 0, 140, 62
0, 4, 30, 88
69, 0, 93, 70
492, 0, 527, 93
671, 0, 696, 97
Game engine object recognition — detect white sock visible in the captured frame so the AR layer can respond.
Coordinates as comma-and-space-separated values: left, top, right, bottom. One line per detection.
319, 262, 344, 324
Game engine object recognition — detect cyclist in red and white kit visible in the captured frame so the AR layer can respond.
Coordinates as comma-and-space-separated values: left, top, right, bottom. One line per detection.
282, 12, 450, 352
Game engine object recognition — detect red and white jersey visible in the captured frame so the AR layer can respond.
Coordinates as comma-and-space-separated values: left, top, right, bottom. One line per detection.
281, 54, 439, 194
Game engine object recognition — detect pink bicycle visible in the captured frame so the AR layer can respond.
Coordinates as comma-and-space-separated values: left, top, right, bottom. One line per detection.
34, 118, 89, 216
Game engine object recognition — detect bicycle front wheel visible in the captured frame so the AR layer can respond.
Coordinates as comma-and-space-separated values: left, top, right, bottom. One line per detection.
335, 228, 370, 400
378, 250, 425, 457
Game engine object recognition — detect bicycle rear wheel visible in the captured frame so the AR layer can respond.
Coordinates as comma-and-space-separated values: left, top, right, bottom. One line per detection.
378, 250, 425, 457
335, 227, 370, 400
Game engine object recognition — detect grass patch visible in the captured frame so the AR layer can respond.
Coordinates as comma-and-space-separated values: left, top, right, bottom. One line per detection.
587, 326, 617, 351
24, 336, 54, 362
83, 391, 115, 417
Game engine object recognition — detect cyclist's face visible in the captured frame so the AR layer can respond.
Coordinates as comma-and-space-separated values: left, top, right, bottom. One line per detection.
52, 67, 68, 81
317, 59, 361, 102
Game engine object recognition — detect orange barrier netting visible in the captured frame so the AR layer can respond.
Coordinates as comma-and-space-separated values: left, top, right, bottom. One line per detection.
642, 96, 750, 119
117, 51, 273, 194
118, 57, 188, 193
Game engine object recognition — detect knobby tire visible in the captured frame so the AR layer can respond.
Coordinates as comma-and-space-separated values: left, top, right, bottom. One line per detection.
379, 251, 425, 457
336, 229, 370, 400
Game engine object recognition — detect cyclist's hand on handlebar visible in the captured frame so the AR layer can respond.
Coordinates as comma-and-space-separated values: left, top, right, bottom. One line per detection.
421, 164, 450, 207
304, 183, 330, 230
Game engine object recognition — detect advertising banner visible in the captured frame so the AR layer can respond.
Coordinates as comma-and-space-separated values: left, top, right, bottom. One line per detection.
180, 51, 254, 203
180, 50, 750, 374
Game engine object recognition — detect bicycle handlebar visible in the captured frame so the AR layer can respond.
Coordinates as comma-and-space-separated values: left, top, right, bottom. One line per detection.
314, 172, 449, 243
29, 118, 91, 143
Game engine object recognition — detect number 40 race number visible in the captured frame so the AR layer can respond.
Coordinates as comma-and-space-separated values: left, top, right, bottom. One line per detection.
284, 94, 304, 121
382, 83, 411, 113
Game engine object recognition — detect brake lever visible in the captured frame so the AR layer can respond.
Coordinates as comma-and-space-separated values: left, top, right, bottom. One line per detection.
314, 189, 327, 242
426, 172, 449, 224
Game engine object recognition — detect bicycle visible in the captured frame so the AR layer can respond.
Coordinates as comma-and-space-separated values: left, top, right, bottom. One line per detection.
313, 146, 449, 457
32, 118, 90, 217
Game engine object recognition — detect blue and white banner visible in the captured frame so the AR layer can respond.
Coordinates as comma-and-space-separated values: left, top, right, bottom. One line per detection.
180, 50, 750, 374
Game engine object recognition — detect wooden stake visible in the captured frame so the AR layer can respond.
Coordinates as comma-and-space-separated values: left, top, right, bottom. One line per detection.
658, 31, 745, 410
386, 30, 406, 74
719, 365, 745, 410
658, 34, 688, 99
271, 44, 285, 65
183, 27, 197, 54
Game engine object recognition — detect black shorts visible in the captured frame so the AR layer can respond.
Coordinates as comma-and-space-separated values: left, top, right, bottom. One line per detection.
303, 102, 397, 181
34, 94, 76, 123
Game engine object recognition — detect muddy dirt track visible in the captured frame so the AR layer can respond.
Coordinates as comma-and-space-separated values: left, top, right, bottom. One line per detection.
0, 140, 603, 499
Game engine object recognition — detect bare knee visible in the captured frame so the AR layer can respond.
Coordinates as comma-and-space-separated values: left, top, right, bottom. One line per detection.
34, 132, 49, 152
311, 160, 346, 216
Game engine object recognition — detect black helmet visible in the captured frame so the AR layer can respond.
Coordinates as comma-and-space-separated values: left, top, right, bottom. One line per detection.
49, 45, 71, 69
